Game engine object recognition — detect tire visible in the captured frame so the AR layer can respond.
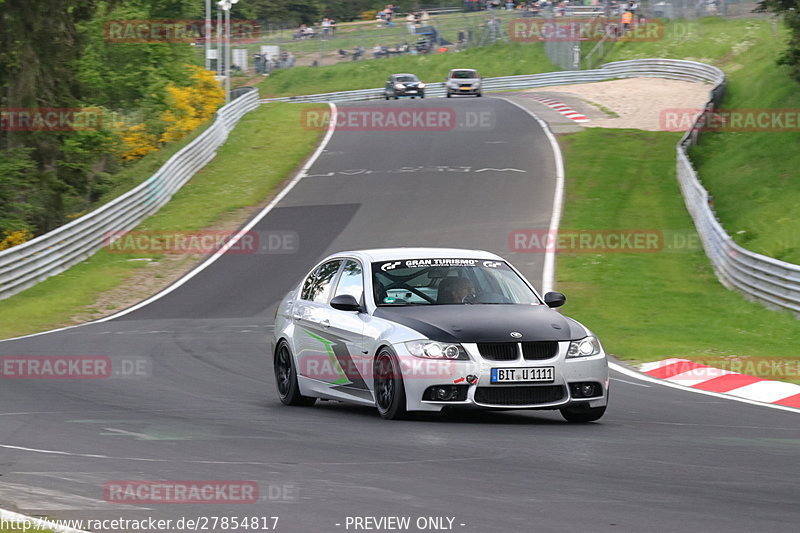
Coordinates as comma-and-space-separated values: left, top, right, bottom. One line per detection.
446, 92, 451, 98
384, 94, 389, 100
394, 96, 399, 100
560, 404, 606, 423
410, 96, 415, 99
373, 349, 408, 420
420, 94, 425, 99
274, 341, 316, 406
476, 92, 482, 97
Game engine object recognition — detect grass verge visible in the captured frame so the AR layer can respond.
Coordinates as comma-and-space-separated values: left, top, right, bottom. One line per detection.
0, 103, 324, 339
687, 26, 800, 263
257, 41, 556, 97
556, 128, 800, 380
607, 17, 800, 263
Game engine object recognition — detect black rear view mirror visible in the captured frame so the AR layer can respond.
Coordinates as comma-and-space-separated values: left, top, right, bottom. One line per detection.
330, 294, 362, 312
543, 291, 566, 308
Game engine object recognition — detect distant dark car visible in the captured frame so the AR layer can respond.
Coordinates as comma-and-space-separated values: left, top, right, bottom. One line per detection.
384, 73, 426, 100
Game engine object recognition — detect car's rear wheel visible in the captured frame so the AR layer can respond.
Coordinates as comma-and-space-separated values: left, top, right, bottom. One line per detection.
374, 349, 407, 420
394, 95, 399, 100
384, 94, 389, 100
560, 404, 605, 423
274, 342, 316, 407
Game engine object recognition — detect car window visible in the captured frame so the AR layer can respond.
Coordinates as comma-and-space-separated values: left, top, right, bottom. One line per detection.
333, 260, 364, 302
396, 75, 418, 82
301, 260, 342, 303
450, 71, 476, 79
372, 259, 540, 306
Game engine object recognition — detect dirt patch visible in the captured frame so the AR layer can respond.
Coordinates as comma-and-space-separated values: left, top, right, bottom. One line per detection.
525, 78, 712, 131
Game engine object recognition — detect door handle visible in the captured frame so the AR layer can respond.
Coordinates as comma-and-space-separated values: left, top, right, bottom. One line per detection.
321, 319, 331, 329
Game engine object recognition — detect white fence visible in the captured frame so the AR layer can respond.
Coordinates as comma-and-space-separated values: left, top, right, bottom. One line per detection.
0, 89, 260, 300
262, 58, 800, 314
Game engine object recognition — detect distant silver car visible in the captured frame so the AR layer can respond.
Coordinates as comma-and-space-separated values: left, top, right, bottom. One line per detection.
272, 248, 608, 421
445, 68, 482, 97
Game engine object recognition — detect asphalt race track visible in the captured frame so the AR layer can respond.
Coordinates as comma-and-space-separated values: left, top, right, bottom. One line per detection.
0, 97, 798, 533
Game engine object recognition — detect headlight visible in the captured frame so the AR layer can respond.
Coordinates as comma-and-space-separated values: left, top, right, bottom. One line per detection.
405, 341, 469, 360
417, 82, 426, 88
394, 83, 405, 90
473, 82, 481, 87
566, 336, 602, 358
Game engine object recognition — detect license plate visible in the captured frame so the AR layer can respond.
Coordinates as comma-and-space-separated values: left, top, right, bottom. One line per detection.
460, 87, 471, 90
491, 367, 554, 383
406, 90, 417, 93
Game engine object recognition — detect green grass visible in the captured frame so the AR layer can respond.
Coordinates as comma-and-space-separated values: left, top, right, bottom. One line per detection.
605, 16, 800, 262
687, 26, 800, 263
604, 17, 773, 65
557, 128, 800, 375
0, 103, 324, 339
257, 41, 556, 97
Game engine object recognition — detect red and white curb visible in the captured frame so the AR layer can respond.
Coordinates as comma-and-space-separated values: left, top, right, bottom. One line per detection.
523, 94, 590, 123
640, 358, 800, 409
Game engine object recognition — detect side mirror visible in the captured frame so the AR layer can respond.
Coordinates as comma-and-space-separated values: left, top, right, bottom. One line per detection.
330, 294, 362, 312
543, 291, 566, 308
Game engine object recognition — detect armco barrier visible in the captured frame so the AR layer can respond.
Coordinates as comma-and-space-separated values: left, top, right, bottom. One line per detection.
4, 60, 798, 313
261, 59, 800, 314
0, 88, 260, 300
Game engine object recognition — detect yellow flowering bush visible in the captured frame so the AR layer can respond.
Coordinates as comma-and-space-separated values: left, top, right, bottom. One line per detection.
0, 229, 33, 251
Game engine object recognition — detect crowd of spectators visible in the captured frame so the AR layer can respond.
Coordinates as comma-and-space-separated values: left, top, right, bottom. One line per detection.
293, 18, 337, 40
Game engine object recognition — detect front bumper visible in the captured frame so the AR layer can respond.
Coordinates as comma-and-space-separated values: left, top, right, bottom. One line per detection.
396, 88, 424, 97
392, 342, 608, 412
448, 85, 480, 94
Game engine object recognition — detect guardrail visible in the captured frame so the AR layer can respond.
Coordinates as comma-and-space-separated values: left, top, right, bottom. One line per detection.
261, 58, 800, 315
5, 60, 798, 313
0, 88, 260, 301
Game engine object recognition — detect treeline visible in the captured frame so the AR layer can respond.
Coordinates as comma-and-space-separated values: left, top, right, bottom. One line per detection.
758, 1, 800, 82
0, 0, 219, 247
0, 1, 434, 247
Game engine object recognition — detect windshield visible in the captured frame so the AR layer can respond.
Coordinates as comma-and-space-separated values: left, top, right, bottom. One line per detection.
372, 258, 540, 306
395, 75, 418, 82
450, 70, 477, 79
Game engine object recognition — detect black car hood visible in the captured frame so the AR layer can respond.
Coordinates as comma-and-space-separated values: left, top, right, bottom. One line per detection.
374, 304, 584, 343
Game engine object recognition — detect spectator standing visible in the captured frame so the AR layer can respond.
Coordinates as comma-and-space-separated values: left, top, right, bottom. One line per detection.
621, 9, 632, 32
406, 12, 416, 33
420, 10, 430, 26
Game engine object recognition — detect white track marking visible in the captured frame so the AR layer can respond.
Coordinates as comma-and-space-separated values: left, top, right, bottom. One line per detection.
610, 363, 800, 414
0, 443, 488, 466
1, 507, 94, 533
0, 103, 339, 344
497, 97, 565, 295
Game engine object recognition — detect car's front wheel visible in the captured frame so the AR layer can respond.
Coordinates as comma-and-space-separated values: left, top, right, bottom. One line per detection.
274, 341, 316, 406
374, 349, 407, 420
446, 91, 451, 98
560, 404, 605, 423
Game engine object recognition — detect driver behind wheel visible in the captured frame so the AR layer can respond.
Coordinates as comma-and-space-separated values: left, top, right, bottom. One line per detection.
436, 276, 475, 304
